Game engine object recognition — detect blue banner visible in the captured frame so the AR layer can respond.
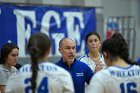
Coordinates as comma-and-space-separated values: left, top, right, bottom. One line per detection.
0, 3, 96, 57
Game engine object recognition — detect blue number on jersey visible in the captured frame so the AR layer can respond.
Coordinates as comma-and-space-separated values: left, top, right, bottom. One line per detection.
120, 82, 137, 93
24, 77, 48, 93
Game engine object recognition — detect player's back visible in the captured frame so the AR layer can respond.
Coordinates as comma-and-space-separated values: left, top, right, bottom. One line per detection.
5, 62, 74, 93
87, 65, 140, 93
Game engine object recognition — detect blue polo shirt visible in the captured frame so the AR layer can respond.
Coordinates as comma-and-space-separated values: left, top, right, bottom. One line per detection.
56, 58, 94, 93
137, 57, 140, 65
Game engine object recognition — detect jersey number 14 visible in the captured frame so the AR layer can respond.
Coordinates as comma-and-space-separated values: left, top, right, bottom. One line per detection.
24, 77, 48, 93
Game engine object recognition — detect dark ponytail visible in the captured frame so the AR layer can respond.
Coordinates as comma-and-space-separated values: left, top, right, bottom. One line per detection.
27, 32, 51, 93
29, 46, 39, 93
102, 32, 135, 65
111, 32, 129, 62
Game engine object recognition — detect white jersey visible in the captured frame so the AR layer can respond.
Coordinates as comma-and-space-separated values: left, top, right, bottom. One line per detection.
5, 62, 74, 93
0, 64, 17, 85
86, 65, 140, 93
78, 54, 106, 72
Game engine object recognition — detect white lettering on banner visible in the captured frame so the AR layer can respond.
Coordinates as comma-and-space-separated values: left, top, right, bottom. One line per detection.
13, 10, 86, 57
51, 33, 65, 56
77, 40, 85, 55
40, 10, 61, 35
40, 10, 61, 56
14, 10, 36, 57
64, 12, 85, 46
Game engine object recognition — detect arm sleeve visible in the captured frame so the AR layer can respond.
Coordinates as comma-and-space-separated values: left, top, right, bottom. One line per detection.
5, 74, 20, 93
85, 65, 94, 84
0, 71, 8, 85
86, 75, 104, 93
63, 72, 74, 93
4, 75, 14, 93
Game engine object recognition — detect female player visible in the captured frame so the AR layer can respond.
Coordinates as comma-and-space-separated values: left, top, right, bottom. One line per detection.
79, 32, 106, 73
86, 32, 140, 93
5, 32, 74, 93
0, 43, 19, 93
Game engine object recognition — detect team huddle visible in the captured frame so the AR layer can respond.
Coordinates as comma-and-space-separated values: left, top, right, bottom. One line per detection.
0, 32, 140, 93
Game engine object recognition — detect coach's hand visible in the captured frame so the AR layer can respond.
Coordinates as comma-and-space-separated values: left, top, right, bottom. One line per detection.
95, 61, 103, 73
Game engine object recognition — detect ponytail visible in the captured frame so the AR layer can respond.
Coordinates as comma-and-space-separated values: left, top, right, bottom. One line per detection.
29, 46, 39, 93
27, 32, 51, 93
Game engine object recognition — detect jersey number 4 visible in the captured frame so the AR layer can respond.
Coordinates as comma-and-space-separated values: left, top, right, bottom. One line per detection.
24, 77, 48, 93
120, 82, 137, 93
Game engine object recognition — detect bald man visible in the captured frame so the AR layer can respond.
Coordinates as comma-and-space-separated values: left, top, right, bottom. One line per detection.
56, 38, 94, 93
